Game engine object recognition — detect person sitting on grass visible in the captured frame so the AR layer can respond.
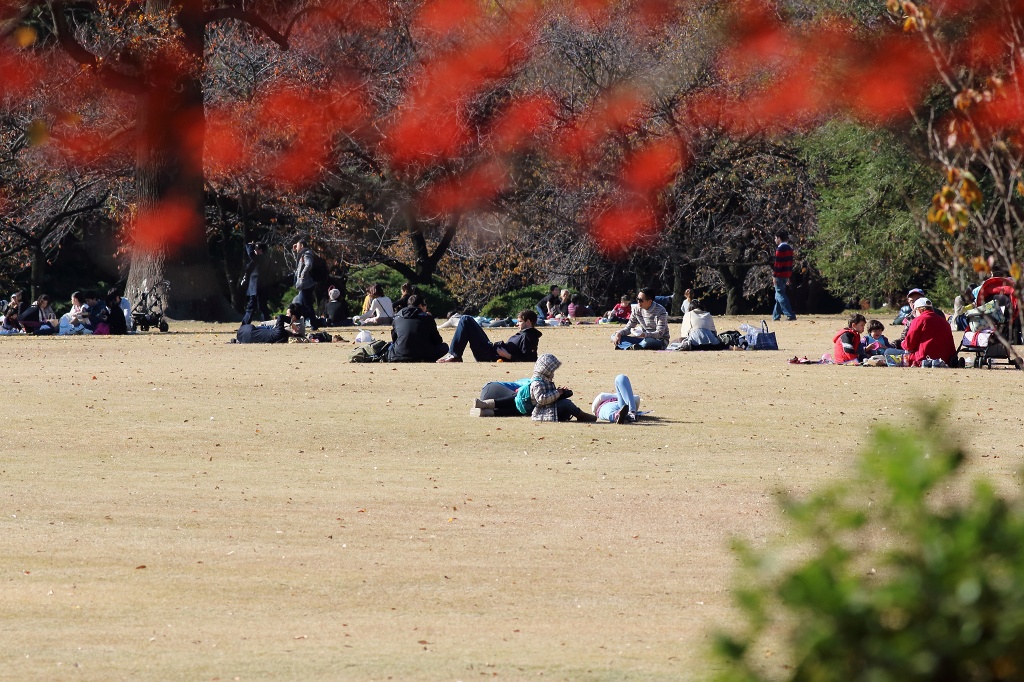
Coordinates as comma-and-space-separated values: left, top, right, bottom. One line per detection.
58, 291, 91, 335
529, 354, 596, 422
105, 289, 129, 335
862, 319, 891, 353
903, 297, 957, 367
18, 294, 57, 335
470, 378, 534, 417
833, 314, 867, 363
675, 301, 721, 350
1, 307, 23, 334
388, 294, 449, 362
83, 291, 110, 334
605, 295, 632, 323
354, 283, 394, 325
612, 288, 669, 350
536, 285, 560, 320
437, 309, 541, 363
591, 374, 640, 424
235, 304, 304, 344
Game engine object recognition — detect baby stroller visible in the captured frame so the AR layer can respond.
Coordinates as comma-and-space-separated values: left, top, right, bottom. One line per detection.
957, 277, 1021, 369
131, 279, 170, 332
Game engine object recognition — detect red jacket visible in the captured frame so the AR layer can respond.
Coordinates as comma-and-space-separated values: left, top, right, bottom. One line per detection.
833, 327, 862, 363
903, 309, 956, 366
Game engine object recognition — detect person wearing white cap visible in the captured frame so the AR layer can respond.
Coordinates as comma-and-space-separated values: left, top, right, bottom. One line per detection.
896, 288, 943, 348
903, 297, 956, 367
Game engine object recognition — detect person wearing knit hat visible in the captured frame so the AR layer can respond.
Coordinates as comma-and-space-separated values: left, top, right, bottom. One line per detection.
325, 286, 350, 326
529, 354, 596, 422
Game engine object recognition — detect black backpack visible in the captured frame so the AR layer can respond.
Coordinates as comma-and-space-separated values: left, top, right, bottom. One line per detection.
309, 254, 328, 283
719, 330, 743, 348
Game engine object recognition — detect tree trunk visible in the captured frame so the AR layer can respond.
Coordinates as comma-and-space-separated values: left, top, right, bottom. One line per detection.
719, 265, 747, 315
407, 217, 459, 284
30, 245, 44, 301
672, 261, 694, 316
124, 0, 233, 321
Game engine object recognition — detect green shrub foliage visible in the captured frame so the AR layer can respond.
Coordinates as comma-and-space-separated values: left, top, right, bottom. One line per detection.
716, 406, 1024, 682
480, 284, 553, 319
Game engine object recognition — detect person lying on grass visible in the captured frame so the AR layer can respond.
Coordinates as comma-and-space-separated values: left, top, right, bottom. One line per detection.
235, 304, 304, 344
437, 309, 541, 363
591, 374, 640, 424
470, 378, 533, 417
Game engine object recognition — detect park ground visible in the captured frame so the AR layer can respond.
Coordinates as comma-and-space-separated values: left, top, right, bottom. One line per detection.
2, 316, 1022, 681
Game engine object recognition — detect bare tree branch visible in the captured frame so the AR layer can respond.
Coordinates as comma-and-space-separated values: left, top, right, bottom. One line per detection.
47, 0, 145, 94
204, 7, 289, 51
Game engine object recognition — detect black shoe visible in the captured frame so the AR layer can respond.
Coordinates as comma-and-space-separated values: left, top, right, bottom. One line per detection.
615, 404, 630, 424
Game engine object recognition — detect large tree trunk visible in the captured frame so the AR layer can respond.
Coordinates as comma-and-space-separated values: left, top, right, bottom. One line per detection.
124, 0, 233, 321
718, 265, 747, 315
671, 261, 694, 316
406, 218, 459, 284
30, 245, 44, 301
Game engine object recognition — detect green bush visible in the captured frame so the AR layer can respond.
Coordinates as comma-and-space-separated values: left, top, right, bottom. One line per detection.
480, 284, 552, 318
347, 265, 458, 317
715, 405, 1024, 682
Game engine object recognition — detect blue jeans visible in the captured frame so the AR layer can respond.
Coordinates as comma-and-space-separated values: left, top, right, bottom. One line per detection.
772, 277, 795, 321
617, 335, 666, 350
535, 305, 547, 320
597, 375, 638, 421
450, 315, 500, 361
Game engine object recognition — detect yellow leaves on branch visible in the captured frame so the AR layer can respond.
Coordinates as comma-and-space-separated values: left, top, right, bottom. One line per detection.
13, 27, 37, 48
972, 256, 992, 276
887, 0, 931, 32
1011, 263, 1023, 281
928, 168, 981, 234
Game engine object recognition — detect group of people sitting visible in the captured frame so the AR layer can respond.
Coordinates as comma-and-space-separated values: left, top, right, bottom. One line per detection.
832, 288, 956, 367
472, 354, 641, 424
1, 289, 132, 336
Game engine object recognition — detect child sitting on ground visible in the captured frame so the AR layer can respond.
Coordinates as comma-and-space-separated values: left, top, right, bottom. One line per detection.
862, 319, 891, 353
604, 295, 631, 323
833, 314, 867, 363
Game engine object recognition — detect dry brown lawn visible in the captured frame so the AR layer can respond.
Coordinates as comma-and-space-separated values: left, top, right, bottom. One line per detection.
3, 315, 1022, 681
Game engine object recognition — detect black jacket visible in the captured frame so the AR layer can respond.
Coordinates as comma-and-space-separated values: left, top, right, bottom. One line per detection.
236, 316, 291, 343
494, 327, 542, 362
242, 243, 267, 296
388, 306, 447, 362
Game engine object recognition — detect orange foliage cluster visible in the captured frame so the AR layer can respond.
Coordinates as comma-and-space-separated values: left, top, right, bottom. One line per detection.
6, 0, 1024, 258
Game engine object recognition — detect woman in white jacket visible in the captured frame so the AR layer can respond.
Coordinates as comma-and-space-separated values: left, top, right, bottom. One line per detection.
354, 283, 394, 325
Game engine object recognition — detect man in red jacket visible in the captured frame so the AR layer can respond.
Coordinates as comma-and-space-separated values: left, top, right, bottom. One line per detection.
903, 298, 957, 367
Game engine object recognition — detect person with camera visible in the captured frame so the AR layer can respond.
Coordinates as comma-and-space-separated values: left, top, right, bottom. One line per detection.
241, 242, 270, 325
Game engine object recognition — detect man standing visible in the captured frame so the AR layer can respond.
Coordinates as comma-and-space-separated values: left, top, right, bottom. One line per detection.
772, 229, 797, 321
388, 295, 449, 362
241, 242, 270, 325
437, 310, 542, 363
612, 288, 669, 350
292, 238, 319, 331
